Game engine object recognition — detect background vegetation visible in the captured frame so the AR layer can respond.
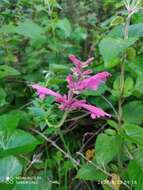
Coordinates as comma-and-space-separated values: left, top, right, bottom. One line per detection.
0, 0, 143, 189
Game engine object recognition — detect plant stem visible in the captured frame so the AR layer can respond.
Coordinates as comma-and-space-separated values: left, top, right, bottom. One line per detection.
118, 14, 131, 126
45, 111, 69, 128
117, 8, 133, 172
58, 128, 70, 155
31, 128, 80, 167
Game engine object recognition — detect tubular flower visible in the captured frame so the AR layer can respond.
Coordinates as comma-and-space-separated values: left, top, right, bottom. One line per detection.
69, 55, 94, 77
67, 71, 110, 93
32, 84, 111, 119
69, 55, 94, 69
31, 55, 111, 119
31, 84, 62, 99
72, 101, 111, 119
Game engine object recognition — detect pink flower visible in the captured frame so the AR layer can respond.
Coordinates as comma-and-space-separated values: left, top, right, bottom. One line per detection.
69, 55, 94, 77
32, 84, 111, 119
72, 101, 111, 119
69, 55, 94, 68
81, 71, 111, 91
31, 55, 111, 120
31, 84, 79, 110
67, 71, 111, 93
69, 55, 81, 69
31, 84, 62, 99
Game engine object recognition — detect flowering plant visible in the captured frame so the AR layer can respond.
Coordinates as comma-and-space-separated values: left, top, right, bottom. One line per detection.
32, 55, 111, 119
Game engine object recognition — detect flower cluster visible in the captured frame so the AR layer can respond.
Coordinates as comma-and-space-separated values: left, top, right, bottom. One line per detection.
32, 55, 111, 119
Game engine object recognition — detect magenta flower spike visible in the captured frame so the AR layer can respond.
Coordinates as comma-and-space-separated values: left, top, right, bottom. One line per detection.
31, 55, 111, 120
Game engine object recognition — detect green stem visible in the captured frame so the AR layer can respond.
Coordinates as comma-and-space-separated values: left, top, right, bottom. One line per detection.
118, 14, 131, 127
58, 128, 70, 154
45, 111, 69, 128
117, 10, 132, 171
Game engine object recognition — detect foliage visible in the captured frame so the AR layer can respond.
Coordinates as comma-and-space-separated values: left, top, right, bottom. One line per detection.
0, 0, 143, 190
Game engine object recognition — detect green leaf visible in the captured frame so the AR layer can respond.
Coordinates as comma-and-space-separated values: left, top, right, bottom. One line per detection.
128, 160, 143, 190
108, 23, 143, 38
113, 77, 120, 90
15, 19, 43, 39
107, 120, 118, 129
72, 27, 87, 41
110, 16, 124, 26
124, 77, 134, 97
76, 162, 107, 181
0, 65, 20, 79
102, 184, 113, 190
112, 77, 121, 98
104, 129, 116, 136
129, 23, 143, 38
15, 184, 39, 190
49, 64, 69, 73
57, 18, 71, 38
133, 149, 143, 169
15, 171, 53, 190
0, 111, 21, 132
132, 12, 143, 23
99, 37, 137, 68
124, 124, 143, 146
126, 47, 136, 60
134, 75, 143, 95
128, 56, 143, 76
124, 77, 134, 91
0, 129, 40, 157
95, 134, 122, 166
0, 24, 16, 33
0, 88, 7, 107
123, 101, 143, 124
0, 156, 22, 182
